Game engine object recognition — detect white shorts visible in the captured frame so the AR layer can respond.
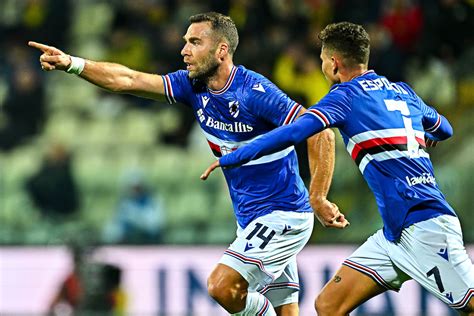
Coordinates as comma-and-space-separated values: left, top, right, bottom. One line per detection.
345, 214, 474, 310
219, 211, 314, 307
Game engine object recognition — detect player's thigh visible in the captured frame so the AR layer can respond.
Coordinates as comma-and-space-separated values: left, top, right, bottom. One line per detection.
207, 263, 248, 294
274, 302, 298, 316
316, 265, 387, 314
316, 229, 410, 314
390, 215, 474, 310
459, 296, 474, 315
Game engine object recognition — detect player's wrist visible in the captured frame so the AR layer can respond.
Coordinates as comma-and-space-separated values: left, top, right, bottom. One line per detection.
66, 56, 85, 75
310, 196, 328, 208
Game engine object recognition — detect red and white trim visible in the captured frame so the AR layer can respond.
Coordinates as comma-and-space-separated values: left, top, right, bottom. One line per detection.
307, 109, 330, 128
202, 130, 294, 165
283, 103, 302, 125
346, 128, 429, 174
209, 66, 238, 95
162, 75, 176, 104
450, 288, 474, 310
224, 249, 273, 279
258, 297, 270, 315
258, 282, 300, 295
425, 114, 441, 133
343, 259, 399, 291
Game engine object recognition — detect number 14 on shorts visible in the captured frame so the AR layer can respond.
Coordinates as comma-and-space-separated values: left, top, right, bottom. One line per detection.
246, 223, 276, 250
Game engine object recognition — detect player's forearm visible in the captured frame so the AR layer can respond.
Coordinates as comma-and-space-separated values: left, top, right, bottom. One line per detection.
307, 129, 335, 208
220, 114, 324, 167
79, 60, 139, 93
29, 41, 163, 97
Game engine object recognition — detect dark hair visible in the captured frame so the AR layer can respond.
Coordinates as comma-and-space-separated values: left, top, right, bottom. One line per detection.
189, 12, 239, 55
318, 22, 370, 66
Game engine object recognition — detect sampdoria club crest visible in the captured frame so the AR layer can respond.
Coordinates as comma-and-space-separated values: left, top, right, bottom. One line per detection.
229, 101, 240, 118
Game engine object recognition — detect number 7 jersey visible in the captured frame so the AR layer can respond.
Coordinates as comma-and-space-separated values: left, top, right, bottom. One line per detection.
307, 70, 456, 241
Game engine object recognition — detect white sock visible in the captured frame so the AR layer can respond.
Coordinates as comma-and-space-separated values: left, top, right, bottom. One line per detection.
232, 291, 276, 316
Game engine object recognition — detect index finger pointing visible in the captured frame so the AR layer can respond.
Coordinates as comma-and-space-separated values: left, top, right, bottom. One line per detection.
28, 41, 52, 53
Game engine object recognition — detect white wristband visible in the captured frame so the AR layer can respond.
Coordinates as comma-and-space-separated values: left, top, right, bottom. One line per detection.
66, 56, 85, 75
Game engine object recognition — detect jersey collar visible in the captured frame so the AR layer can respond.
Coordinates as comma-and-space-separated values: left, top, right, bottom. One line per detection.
351, 69, 375, 81
208, 66, 238, 95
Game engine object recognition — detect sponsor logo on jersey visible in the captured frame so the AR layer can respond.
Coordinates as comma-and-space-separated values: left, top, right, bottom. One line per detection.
229, 100, 240, 118
197, 109, 205, 123
205, 116, 253, 133
405, 172, 436, 187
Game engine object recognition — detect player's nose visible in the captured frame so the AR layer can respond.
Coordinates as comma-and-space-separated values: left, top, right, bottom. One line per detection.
181, 43, 191, 56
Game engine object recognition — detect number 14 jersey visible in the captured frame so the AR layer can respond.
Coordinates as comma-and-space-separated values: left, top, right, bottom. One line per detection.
162, 66, 312, 229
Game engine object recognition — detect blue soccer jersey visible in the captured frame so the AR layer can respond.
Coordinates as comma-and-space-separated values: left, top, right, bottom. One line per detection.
220, 70, 456, 241
162, 65, 312, 229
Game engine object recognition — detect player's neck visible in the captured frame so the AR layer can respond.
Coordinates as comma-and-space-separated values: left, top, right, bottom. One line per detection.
206, 61, 234, 91
339, 65, 368, 83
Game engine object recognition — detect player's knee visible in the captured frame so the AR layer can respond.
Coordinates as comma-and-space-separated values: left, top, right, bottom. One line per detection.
315, 291, 340, 315
275, 302, 299, 316
320, 128, 335, 142
207, 265, 249, 313
314, 292, 328, 314
460, 297, 474, 314
207, 275, 247, 313
207, 275, 223, 301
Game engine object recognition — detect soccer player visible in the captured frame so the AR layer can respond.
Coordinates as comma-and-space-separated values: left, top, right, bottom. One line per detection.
200, 22, 474, 315
29, 12, 348, 316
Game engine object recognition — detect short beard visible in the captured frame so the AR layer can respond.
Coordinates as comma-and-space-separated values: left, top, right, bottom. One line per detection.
188, 53, 220, 82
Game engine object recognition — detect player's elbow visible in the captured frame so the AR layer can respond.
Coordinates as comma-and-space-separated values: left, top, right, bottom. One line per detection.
443, 121, 453, 139
436, 117, 454, 141
319, 128, 335, 143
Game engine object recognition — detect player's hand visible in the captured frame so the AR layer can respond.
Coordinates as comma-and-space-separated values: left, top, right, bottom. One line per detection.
28, 41, 71, 71
312, 199, 350, 229
425, 136, 438, 148
200, 160, 221, 180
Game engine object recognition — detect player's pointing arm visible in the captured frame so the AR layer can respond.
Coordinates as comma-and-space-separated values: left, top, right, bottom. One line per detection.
28, 41, 165, 100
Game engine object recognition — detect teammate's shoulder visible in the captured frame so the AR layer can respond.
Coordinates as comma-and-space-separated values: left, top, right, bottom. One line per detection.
327, 82, 355, 97
394, 80, 417, 97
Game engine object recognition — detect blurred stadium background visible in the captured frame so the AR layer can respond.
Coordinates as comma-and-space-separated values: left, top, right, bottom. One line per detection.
0, 0, 472, 315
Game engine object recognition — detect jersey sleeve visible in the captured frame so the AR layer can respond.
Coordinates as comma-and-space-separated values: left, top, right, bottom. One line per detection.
161, 70, 192, 105
304, 85, 352, 128
247, 79, 303, 127
419, 98, 453, 140
219, 85, 353, 167
219, 114, 325, 167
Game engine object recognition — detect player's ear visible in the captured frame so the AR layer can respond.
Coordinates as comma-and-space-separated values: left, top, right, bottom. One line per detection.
217, 42, 228, 61
332, 57, 338, 75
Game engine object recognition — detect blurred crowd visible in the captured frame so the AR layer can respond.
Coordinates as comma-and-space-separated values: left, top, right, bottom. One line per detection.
0, 0, 472, 246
